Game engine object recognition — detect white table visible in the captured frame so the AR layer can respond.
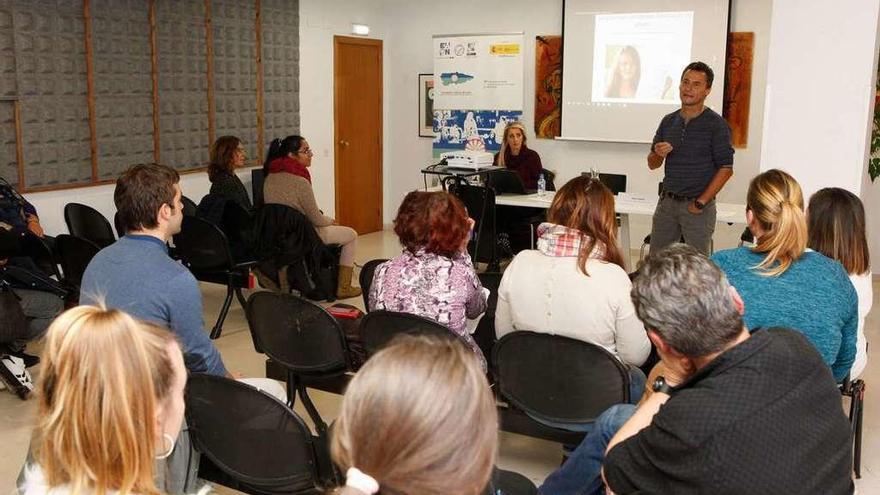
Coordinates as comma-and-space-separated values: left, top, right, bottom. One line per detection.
495, 191, 747, 256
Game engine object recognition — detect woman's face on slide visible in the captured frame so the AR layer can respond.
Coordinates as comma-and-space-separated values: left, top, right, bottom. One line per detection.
618, 52, 637, 81
506, 128, 524, 153
296, 139, 313, 167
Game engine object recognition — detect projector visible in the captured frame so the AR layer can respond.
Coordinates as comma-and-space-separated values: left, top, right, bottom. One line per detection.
441, 151, 494, 169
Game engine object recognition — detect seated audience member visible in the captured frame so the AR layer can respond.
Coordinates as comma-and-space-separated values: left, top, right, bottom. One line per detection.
369, 191, 489, 370
496, 175, 650, 407
332, 335, 497, 495
18, 305, 190, 495
0, 178, 63, 367
263, 135, 361, 298
493, 121, 543, 189
539, 244, 854, 495
711, 169, 857, 381
808, 187, 872, 378
208, 135, 253, 213
80, 163, 228, 376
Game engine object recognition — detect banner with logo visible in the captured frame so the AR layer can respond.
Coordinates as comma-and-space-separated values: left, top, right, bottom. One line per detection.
433, 33, 524, 111
432, 33, 524, 157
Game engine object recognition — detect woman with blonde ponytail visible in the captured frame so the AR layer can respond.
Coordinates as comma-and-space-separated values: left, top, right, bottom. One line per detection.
331, 335, 499, 495
711, 169, 858, 381
18, 305, 189, 495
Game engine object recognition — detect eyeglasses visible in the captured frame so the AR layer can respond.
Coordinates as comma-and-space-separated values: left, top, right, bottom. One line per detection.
298, 148, 314, 156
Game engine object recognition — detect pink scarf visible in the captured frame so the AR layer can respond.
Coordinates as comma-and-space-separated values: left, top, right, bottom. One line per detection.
267, 156, 311, 183
536, 222, 606, 259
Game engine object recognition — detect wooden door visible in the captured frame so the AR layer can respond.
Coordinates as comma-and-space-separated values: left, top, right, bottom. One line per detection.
334, 36, 383, 234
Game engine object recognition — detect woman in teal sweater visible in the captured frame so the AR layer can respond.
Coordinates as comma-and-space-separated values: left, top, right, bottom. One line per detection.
711, 169, 857, 381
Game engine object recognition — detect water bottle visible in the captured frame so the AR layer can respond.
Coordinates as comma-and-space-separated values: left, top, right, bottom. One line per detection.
537, 173, 546, 197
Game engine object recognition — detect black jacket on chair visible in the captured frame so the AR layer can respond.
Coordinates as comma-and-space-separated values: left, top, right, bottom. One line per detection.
252, 204, 339, 300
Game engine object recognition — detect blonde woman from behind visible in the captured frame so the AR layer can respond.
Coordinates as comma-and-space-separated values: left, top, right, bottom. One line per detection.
331, 335, 498, 495
711, 169, 858, 382
18, 305, 190, 495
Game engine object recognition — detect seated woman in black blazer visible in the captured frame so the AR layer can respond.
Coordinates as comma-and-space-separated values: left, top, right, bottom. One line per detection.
208, 135, 253, 213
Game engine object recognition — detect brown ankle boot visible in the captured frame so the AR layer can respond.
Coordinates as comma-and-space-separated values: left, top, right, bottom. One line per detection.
336, 265, 362, 299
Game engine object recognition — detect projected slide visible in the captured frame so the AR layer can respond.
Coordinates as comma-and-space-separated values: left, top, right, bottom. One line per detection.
591, 12, 694, 105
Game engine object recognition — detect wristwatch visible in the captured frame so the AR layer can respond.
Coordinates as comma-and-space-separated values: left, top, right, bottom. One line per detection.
651, 376, 677, 395
694, 199, 706, 210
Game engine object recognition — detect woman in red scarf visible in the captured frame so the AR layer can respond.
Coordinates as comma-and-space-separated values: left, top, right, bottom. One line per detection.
262, 135, 361, 299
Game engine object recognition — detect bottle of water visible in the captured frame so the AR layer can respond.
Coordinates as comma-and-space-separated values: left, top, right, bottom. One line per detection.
537, 173, 546, 197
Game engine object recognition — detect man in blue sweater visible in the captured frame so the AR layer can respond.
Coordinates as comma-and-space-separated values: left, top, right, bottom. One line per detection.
80, 164, 228, 376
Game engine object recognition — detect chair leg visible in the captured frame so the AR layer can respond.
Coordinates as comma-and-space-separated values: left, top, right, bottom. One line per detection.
852, 380, 865, 479
286, 371, 297, 409
210, 283, 235, 339
234, 286, 247, 310
297, 381, 328, 436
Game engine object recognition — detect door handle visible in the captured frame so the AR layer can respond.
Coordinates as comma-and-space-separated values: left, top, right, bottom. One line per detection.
339, 140, 350, 147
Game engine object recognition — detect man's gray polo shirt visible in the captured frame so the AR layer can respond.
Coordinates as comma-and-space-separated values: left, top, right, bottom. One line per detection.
652, 107, 734, 197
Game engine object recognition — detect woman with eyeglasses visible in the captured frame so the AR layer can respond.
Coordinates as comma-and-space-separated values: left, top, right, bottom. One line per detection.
263, 135, 361, 299
495, 175, 650, 430
208, 135, 253, 213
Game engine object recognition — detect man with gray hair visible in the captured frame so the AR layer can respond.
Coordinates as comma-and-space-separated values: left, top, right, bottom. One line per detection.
539, 243, 853, 495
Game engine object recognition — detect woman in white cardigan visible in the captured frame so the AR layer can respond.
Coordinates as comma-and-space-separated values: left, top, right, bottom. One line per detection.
808, 187, 873, 379
496, 175, 650, 419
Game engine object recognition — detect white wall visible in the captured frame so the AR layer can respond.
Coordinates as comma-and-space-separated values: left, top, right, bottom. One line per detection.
760, 0, 880, 200
381, 0, 773, 249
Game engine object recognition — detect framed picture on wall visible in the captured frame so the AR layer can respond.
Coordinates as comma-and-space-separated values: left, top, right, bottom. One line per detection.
419, 74, 435, 137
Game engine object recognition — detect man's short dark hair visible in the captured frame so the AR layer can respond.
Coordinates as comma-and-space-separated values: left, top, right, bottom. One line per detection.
631, 243, 742, 357
114, 163, 180, 233
681, 61, 715, 88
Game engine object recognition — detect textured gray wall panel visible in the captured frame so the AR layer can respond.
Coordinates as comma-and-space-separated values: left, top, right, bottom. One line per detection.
0, 101, 16, 186
261, 0, 299, 143
213, 0, 258, 160
14, 1, 91, 188
92, 0, 153, 181
157, 0, 208, 170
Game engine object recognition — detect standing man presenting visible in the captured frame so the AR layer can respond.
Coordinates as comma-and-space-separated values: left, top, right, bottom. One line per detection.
647, 62, 733, 255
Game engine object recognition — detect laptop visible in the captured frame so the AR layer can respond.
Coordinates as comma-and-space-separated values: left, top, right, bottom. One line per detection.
581, 172, 627, 195
486, 169, 528, 195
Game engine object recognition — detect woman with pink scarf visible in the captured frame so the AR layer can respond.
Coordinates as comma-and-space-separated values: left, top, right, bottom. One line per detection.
496, 176, 650, 429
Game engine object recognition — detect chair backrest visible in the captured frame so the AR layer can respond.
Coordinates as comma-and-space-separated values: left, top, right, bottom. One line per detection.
181, 195, 198, 217
172, 215, 235, 272
246, 291, 348, 373
450, 183, 496, 264
251, 168, 265, 209
597, 173, 627, 195
63, 203, 115, 248
493, 331, 630, 423
20, 232, 61, 279
185, 373, 320, 492
55, 234, 101, 287
360, 309, 454, 357
359, 258, 388, 310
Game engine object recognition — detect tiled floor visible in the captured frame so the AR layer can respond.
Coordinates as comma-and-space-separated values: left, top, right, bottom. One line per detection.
1, 230, 878, 491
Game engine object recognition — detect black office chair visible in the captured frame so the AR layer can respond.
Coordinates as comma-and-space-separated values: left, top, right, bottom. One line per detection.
172, 215, 256, 339
246, 291, 350, 437
359, 309, 454, 357
64, 203, 115, 248
841, 376, 865, 478
739, 226, 755, 246
54, 234, 101, 293
185, 373, 330, 494
181, 195, 198, 217
492, 331, 631, 445
20, 232, 61, 280
450, 182, 498, 270
473, 272, 502, 361
358, 258, 388, 310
